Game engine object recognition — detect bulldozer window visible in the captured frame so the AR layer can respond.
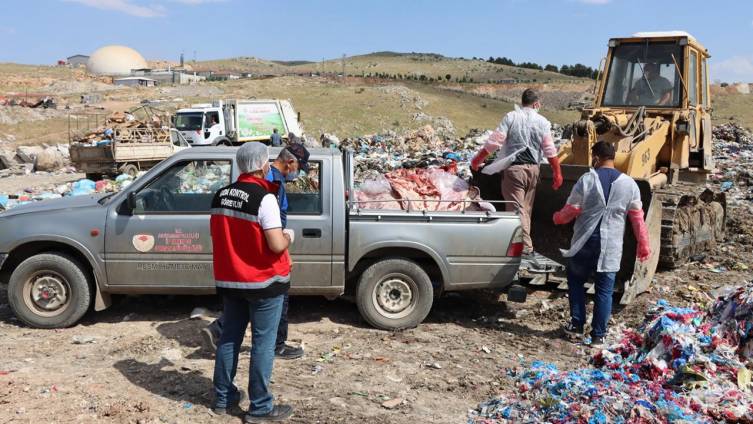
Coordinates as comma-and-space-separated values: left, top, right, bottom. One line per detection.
701, 58, 709, 107
603, 42, 683, 108
688, 52, 698, 106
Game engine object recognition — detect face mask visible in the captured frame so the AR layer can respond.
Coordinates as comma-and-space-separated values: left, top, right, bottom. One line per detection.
592, 158, 600, 168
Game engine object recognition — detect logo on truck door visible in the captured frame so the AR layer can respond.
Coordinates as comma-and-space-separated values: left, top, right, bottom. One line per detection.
132, 234, 155, 253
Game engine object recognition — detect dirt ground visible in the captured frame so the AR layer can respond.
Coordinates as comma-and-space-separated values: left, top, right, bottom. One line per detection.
1, 189, 751, 423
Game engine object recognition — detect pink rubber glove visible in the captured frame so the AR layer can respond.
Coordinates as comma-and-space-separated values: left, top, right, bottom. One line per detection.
471, 149, 490, 171
553, 204, 582, 225
628, 208, 651, 262
548, 157, 563, 191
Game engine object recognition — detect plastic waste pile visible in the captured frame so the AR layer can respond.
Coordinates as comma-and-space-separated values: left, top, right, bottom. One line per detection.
0, 174, 137, 211
175, 162, 230, 194
339, 125, 485, 183
468, 283, 753, 423
711, 122, 753, 212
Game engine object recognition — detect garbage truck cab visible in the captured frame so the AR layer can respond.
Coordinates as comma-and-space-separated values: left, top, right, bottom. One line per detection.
174, 99, 303, 147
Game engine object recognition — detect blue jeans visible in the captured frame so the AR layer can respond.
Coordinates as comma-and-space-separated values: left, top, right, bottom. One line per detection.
216, 292, 289, 349
567, 234, 616, 338
213, 294, 284, 415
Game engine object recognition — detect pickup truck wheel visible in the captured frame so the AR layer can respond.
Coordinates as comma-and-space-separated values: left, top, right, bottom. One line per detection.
356, 259, 433, 330
8, 253, 92, 329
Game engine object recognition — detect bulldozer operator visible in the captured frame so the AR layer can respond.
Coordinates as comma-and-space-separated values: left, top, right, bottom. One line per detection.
628, 63, 673, 106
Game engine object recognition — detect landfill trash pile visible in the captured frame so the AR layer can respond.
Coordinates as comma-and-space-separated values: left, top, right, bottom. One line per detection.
0, 95, 56, 109
72, 108, 167, 146
340, 124, 485, 183
354, 168, 492, 212
468, 283, 753, 423
0, 174, 137, 211
711, 122, 753, 213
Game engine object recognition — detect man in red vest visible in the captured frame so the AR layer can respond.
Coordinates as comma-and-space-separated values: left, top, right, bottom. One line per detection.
210, 142, 294, 422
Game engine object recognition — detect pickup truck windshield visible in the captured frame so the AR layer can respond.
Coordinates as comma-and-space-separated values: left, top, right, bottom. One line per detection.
175, 113, 204, 131
603, 42, 683, 108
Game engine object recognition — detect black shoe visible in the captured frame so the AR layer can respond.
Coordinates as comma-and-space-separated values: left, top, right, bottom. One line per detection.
244, 404, 294, 422
212, 390, 245, 415
588, 335, 605, 349
275, 344, 304, 360
562, 323, 584, 340
202, 320, 222, 351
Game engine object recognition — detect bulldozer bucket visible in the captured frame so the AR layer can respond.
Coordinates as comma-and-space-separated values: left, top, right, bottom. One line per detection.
471, 164, 661, 304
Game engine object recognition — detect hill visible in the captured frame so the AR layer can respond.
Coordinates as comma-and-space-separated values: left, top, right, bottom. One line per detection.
291, 52, 581, 83
192, 56, 289, 74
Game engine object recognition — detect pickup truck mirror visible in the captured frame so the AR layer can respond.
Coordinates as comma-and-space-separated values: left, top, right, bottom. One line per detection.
126, 192, 137, 212
204, 131, 211, 139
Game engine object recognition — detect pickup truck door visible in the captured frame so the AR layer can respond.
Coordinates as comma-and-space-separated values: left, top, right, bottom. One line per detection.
104, 159, 233, 289
285, 159, 334, 290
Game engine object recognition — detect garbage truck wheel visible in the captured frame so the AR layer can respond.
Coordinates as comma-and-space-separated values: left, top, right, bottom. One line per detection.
120, 164, 139, 178
8, 253, 92, 329
356, 259, 433, 330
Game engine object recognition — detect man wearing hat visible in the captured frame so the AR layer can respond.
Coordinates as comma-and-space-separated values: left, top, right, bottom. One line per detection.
204, 143, 310, 361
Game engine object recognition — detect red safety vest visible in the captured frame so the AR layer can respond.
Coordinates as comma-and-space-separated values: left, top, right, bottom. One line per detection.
210, 174, 290, 295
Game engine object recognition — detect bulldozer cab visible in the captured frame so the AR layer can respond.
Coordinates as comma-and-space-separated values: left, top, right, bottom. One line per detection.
597, 32, 710, 112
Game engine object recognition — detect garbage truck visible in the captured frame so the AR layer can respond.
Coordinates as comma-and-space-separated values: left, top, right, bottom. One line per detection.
473, 31, 726, 304
174, 99, 303, 146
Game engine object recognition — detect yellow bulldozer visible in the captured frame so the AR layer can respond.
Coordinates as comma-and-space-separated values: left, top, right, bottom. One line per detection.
474, 31, 726, 303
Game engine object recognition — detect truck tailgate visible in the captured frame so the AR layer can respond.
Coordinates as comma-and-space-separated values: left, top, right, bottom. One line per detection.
113, 143, 174, 162
348, 210, 522, 290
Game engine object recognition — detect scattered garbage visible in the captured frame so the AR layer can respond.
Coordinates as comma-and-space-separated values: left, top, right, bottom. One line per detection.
0, 95, 56, 109
71, 335, 96, 345
189, 307, 210, 320
468, 282, 753, 423
381, 398, 404, 410
711, 122, 753, 214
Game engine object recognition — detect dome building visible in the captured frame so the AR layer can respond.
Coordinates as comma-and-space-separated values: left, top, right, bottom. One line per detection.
86, 45, 148, 76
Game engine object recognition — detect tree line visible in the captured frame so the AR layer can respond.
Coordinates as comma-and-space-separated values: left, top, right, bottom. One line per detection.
477, 57, 599, 79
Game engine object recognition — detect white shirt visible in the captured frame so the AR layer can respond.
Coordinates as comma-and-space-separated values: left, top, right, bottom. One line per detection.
258, 194, 282, 230
481, 106, 555, 175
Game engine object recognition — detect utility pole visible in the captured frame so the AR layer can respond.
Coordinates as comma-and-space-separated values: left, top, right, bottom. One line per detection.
341, 54, 346, 78
193, 50, 197, 63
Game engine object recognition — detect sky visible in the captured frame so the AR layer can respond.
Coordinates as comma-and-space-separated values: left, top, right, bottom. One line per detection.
2, 0, 753, 82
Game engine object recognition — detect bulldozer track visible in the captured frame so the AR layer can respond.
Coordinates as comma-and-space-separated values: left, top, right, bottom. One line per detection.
655, 183, 727, 269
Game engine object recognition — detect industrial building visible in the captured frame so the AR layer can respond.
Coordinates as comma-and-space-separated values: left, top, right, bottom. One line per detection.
67, 54, 89, 67
113, 77, 157, 87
